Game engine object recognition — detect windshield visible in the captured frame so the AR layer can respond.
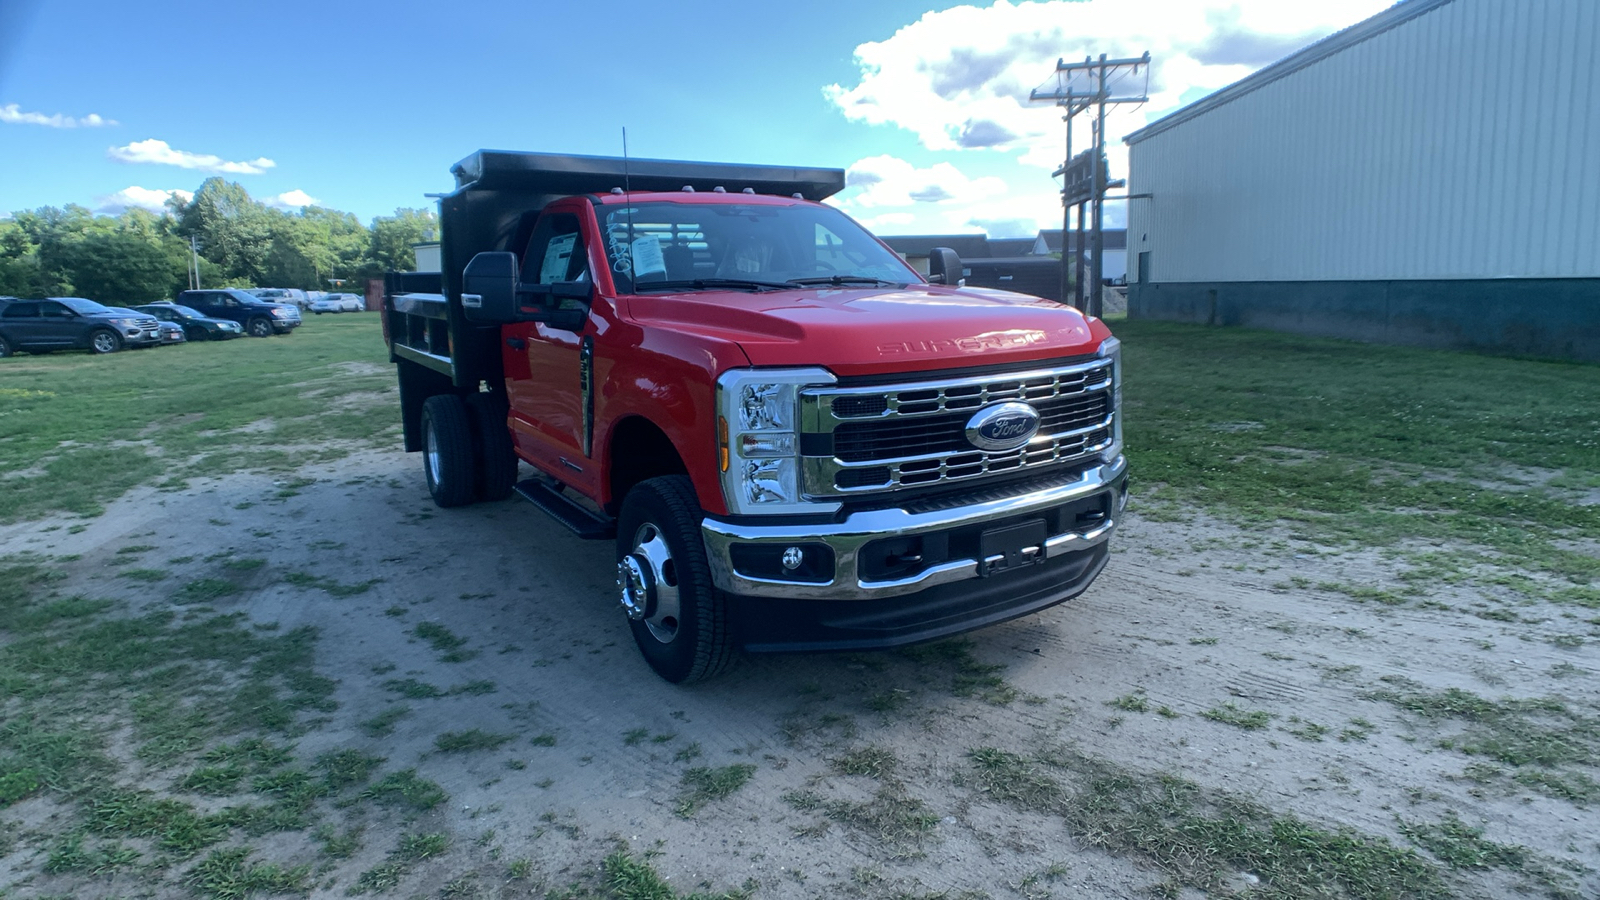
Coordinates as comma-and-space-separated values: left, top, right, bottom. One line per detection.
169, 305, 204, 317
55, 297, 113, 315
599, 201, 918, 294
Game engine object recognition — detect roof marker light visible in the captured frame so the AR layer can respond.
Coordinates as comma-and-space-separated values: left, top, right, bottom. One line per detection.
682, 185, 695, 192
610, 187, 623, 195
791, 192, 803, 199
713, 186, 726, 193
741, 187, 755, 194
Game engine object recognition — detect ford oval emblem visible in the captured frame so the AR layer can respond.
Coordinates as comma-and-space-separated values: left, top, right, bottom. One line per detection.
965, 402, 1041, 452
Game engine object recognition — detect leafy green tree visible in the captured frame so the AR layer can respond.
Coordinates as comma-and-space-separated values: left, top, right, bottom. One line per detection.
62, 229, 179, 303
368, 208, 438, 274
174, 178, 272, 285
0, 220, 43, 297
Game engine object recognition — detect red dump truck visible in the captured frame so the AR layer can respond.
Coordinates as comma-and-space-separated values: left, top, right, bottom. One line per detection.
382, 150, 1126, 682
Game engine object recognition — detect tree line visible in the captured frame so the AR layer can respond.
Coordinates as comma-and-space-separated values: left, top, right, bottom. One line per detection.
0, 177, 437, 303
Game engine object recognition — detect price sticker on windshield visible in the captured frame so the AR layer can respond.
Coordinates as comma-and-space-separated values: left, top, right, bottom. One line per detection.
631, 237, 667, 278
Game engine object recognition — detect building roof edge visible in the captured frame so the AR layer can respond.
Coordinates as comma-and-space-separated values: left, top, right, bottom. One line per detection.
1124, 0, 1456, 145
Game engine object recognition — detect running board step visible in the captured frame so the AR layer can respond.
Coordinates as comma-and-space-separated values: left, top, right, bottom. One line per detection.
514, 479, 615, 540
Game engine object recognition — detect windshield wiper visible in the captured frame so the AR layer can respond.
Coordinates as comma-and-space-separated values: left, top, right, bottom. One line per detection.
633, 278, 790, 293
786, 275, 906, 288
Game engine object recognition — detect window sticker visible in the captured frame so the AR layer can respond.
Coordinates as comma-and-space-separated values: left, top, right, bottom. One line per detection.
541, 233, 577, 284
631, 236, 667, 278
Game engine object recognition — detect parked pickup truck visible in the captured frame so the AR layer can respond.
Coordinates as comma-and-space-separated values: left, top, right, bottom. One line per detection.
382, 150, 1127, 682
176, 288, 302, 336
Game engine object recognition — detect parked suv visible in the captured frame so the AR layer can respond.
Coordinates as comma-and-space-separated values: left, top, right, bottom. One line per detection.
135, 302, 244, 340
175, 288, 301, 337
0, 296, 161, 356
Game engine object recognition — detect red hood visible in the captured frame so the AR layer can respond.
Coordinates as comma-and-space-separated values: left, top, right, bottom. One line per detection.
623, 285, 1108, 377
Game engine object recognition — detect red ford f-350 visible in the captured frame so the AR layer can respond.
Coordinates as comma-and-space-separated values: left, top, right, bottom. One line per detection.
383, 150, 1127, 682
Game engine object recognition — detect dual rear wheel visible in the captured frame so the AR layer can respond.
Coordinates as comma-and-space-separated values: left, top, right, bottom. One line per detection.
420, 393, 518, 508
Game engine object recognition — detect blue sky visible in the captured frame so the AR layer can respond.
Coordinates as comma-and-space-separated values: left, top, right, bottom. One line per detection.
0, 0, 1389, 236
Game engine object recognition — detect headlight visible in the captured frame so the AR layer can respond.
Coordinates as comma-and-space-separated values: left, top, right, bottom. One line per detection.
113, 318, 138, 327
270, 308, 289, 318
716, 367, 838, 516
1098, 336, 1123, 464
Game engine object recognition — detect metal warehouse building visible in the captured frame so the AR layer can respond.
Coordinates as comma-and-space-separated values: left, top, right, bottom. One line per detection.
1125, 0, 1600, 362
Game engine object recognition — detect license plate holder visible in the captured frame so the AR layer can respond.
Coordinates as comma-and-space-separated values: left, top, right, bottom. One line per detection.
978, 519, 1048, 576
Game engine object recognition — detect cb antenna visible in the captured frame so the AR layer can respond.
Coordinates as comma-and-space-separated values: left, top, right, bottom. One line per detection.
622, 127, 636, 286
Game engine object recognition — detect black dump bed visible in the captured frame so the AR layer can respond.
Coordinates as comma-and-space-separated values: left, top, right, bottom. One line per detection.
385, 150, 845, 392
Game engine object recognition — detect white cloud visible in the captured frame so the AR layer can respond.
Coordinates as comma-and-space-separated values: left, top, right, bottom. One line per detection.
826, 0, 1391, 166
842, 155, 1008, 208
0, 103, 118, 128
265, 190, 319, 209
108, 138, 275, 175
823, 0, 1389, 237
94, 186, 193, 215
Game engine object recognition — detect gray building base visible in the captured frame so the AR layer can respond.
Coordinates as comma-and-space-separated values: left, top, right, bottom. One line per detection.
1129, 278, 1600, 363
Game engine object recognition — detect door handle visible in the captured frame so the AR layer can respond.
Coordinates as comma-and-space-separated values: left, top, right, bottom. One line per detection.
506, 337, 526, 350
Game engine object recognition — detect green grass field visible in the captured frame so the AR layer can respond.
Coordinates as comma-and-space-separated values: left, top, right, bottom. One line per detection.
0, 316, 399, 522
2, 317, 1595, 898
1117, 319, 1600, 608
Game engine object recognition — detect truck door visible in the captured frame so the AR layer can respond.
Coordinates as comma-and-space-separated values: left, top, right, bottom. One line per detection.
503, 209, 596, 491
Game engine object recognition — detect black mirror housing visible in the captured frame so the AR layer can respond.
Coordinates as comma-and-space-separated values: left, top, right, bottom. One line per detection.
462, 251, 591, 330
462, 251, 519, 324
927, 247, 962, 285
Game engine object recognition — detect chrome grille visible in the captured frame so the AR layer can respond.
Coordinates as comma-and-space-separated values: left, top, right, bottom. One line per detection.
800, 358, 1114, 496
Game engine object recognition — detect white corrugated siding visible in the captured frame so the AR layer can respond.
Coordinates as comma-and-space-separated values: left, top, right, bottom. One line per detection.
1126, 0, 1600, 283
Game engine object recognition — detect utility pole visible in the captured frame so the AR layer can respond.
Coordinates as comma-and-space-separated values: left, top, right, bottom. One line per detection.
1032, 51, 1149, 317
188, 235, 203, 290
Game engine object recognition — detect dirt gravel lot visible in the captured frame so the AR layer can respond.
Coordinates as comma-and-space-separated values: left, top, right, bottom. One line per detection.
4, 442, 1595, 899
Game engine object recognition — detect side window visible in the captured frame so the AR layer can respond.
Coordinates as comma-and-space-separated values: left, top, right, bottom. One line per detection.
2, 302, 39, 318
523, 214, 590, 286
39, 302, 72, 318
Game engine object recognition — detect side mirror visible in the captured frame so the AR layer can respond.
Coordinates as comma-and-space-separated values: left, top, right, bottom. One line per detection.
462, 251, 519, 325
462, 250, 592, 331
927, 247, 963, 285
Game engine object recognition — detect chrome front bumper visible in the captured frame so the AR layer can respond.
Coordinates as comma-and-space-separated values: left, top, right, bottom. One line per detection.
702, 455, 1127, 601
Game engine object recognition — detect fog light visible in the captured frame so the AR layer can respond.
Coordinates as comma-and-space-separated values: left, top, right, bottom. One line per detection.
781, 546, 804, 571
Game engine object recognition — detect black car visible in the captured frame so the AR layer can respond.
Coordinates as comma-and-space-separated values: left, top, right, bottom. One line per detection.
0, 296, 162, 356
175, 288, 302, 337
135, 302, 244, 341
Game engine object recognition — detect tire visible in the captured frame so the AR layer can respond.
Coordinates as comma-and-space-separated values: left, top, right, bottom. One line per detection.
187, 327, 209, 342
0, 334, 12, 358
616, 475, 736, 683
465, 392, 517, 502
89, 330, 122, 354
246, 317, 274, 337
420, 394, 477, 508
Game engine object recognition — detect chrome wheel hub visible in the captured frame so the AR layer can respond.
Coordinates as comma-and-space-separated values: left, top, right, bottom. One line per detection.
621, 523, 681, 643
618, 555, 651, 621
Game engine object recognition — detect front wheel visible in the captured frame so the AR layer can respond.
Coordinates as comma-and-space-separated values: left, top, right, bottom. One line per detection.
616, 476, 736, 683
421, 394, 477, 508
187, 327, 209, 342
0, 334, 12, 358
246, 317, 273, 337
89, 330, 122, 354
